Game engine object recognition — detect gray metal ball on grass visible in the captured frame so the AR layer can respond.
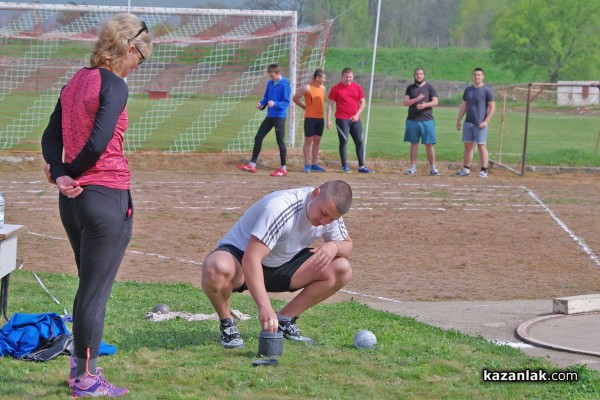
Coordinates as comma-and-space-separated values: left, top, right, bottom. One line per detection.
153, 303, 171, 314
353, 329, 377, 349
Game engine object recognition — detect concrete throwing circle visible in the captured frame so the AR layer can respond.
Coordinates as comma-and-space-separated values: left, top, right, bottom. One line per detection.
516, 312, 600, 357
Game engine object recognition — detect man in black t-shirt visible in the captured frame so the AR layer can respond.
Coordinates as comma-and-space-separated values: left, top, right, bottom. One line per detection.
403, 68, 440, 176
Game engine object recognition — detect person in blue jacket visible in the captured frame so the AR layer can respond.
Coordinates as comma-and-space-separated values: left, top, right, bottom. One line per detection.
238, 63, 291, 177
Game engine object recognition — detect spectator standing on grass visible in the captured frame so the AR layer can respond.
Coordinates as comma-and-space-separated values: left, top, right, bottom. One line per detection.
403, 67, 440, 176
455, 67, 496, 177
327, 67, 374, 174
201, 180, 353, 349
41, 13, 151, 397
293, 69, 327, 173
238, 63, 291, 177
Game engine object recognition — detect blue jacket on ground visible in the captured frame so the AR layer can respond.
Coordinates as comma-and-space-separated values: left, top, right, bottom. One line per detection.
0, 312, 116, 359
0, 312, 68, 358
258, 76, 291, 118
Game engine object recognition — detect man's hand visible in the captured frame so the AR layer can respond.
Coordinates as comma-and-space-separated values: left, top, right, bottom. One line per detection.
307, 241, 338, 272
259, 306, 279, 333
243, 237, 279, 333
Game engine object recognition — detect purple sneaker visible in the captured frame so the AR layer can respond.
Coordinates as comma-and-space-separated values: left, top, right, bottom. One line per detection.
68, 356, 76, 387
71, 370, 129, 397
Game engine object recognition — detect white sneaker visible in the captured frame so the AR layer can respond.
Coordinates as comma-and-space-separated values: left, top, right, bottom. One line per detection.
430, 169, 441, 176
478, 170, 488, 178
405, 168, 417, 175
455, 168, 470, 176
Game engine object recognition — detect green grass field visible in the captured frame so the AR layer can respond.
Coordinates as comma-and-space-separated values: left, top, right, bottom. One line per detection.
1, 270, 599, 399
3, 93, 600, 168
318, 103, 600, 168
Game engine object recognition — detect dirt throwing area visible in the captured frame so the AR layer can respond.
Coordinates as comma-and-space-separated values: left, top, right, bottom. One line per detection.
2, 151, 600, 303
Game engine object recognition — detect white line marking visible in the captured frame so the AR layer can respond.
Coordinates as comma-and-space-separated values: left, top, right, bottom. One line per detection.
28, 232, 203, 266
28, 231, 66, 241
174, 206, 217, 210
493, 340, 535, 349
340, 289, 403, 303
393, 207, 446, 211
127, 250, 202, 266
526, 187, 600, 267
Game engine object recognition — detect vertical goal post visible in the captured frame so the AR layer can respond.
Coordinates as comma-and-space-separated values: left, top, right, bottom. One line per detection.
0, 2, 331, 153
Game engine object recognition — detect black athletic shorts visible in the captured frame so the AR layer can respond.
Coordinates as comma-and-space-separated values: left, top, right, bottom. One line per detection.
304, 118, 325, 137
215, 245, 313, 293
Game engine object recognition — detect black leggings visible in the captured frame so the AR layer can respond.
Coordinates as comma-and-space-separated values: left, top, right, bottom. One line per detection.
335, 118, 365, 167
251, 117, 287, 166
59, 185, 133, 360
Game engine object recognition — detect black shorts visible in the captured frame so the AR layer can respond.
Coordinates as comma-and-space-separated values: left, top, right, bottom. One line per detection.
304, 118, 324, 137
216, 245, 312, 293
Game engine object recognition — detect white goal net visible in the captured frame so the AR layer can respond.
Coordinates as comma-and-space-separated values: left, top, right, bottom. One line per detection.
0, 2, 331, 153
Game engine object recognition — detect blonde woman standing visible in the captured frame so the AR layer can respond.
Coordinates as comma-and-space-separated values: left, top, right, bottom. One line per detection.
41, 13, 151, 397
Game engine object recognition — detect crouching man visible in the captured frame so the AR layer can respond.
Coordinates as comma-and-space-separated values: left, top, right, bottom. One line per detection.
201, 180, 353, 348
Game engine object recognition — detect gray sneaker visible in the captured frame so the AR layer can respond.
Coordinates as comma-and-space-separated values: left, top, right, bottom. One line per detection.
220, 318, 244, 349
405, 168, 417, 175
430, 169, 441, 176
478, 170, 488, 178
455, 167, 470, 176
278, 316, 315, 344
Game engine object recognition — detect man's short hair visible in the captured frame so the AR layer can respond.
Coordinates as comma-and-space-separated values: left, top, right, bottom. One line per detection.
473, 67, 485, 74
319, 180, 352, 214
268, 63, 281, 74
341, 67, 353, 76
313, 68, 325, 79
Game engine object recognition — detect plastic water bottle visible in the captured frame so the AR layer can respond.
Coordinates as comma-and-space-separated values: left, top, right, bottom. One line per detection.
0, 191, 4, 228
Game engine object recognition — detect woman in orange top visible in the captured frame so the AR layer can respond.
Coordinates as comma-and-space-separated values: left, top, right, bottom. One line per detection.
293, 69, 327, 173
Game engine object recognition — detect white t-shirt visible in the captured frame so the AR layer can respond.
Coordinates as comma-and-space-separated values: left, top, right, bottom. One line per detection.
217, 187, 349, 267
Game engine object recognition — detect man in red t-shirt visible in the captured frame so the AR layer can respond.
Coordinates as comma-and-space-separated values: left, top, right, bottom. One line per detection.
326, 67, 374, 173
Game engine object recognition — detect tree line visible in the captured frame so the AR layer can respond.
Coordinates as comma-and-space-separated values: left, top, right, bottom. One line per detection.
235, 0, 600, 83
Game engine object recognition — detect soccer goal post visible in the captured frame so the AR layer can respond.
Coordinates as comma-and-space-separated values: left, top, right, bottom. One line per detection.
0, 2, 331, 153
490, 82, 600, 175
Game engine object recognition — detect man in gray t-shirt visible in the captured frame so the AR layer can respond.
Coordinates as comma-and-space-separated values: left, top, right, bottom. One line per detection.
455, 68, 496, 177
202, 180, 353, 349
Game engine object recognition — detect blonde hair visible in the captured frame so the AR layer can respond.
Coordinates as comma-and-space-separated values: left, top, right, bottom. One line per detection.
90, 13, 152, 75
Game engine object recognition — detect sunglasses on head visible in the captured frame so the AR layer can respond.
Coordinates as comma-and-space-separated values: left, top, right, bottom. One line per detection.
128, 21, 148, 43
